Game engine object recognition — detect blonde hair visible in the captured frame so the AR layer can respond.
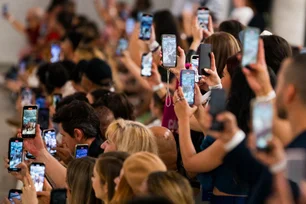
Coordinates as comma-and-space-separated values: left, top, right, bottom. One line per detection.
110, 176, 134, 204
147, 171, 194, 204
106, 119, 158, 155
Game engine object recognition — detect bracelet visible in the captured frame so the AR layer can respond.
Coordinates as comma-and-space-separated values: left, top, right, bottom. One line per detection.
270, 159, 287, 174
149, 41, 160, 52
209, 83, 222, 90
224, 130, 245, 152
153, 83, 164, 92
256, 90, 276, 102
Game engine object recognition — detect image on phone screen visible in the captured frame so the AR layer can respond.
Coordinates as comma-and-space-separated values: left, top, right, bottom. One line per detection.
8, 190, 22, 204
191, 56, 200, 82
242, 27, 260, 67
252, 100, 273, 150
116, 39, 128, 56
36, 96, 47, 109
162, 35, 177, 67
21, 87, 33, 107
38, 108, 49, 130
197, 8, 209, 30
75, 146, 88, 159
53, 94, 62, 108
8, 139, 23, 171
30, 163, 45, 192
141, 53, 152, 77
43, 130, 56, 156
139, 14, 153, 40
180, 70, 195, 105
50, 44, 61, 63
126, 18, 135, 35
22, 107, 37, 137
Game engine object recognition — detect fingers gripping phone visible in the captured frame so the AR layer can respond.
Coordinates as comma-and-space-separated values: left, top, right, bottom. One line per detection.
22, 106, 38, 138
141, 52, 153, 77
199, 44, 211, 76
197, 7, 209, 30
139, 13, 153, 40
43, 129, 57, 156
116, 38, 128, 56
8, 138, 23, 172
252, 100, 273, 151
180, 70, 195, 105
8, 189, 22, 204
209, 89, 226, 131
50, 43, 61, 63
50, 189, 67, 204
162, 34, 177, 68
191, 55, 200, 82
75, 144, 89, 158
30, 162, 45, 192
241, 27, 260, 67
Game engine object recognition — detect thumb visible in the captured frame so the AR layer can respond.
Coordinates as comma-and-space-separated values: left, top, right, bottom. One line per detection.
177, 46, 184, 56
242, 67, 251, 77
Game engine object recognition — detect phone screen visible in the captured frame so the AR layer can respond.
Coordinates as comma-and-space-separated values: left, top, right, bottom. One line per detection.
162, 35, 177, 67
242, 27, 260, 67
9, 190, 22, 204
21, 87, 33, 107
53, 94, 62, 108
141, 53, 152, 77
43, 130, 56, 155
209, 89, 226, 131
50, 44, 61, 63
191, 56, 200, 82
126, 18, 135, 35
75, 145, 88, 158
139, 14, 153, 40
38, 108, 49, 130
252, 100, 273, 150
2, 4, 8, 16
36, 96, 47, 109
50, 189, 67, 204
116, 38, 128, 56
19, 61, 26, 74
197, 8, 209, 30
9, 139, 23, 171
30, 163, 45, 192
22, 106, 38, 137
180, 70, 195, 105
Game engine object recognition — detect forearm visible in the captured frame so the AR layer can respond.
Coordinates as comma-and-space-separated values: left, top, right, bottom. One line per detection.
194, 105, 208, 133
125, 59, 151, 90
273, 172, 294, 204
189, 115, 203, 132
10, 19, 26, 34
36, 149, 67, 188
189, 40, 201, 53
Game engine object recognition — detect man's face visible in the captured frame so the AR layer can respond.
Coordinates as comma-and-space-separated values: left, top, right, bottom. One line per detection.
275, 59, 290, 119
59, 123, 78, 153
81, 75, 91, 93
60, 39, 73, 58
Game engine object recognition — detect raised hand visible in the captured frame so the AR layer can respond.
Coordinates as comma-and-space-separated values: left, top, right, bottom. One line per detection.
200, 52, 221, 86
173, 87, 197, 120
22, 125, 46, 157
169, 46, 186, 80
203, 15, 214, 38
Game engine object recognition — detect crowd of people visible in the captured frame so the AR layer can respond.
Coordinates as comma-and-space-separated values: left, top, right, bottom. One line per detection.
1, 0, 306, 203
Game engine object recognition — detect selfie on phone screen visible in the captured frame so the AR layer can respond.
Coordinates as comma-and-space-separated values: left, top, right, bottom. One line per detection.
30, 163, 45, 192
9, 139, 23, 171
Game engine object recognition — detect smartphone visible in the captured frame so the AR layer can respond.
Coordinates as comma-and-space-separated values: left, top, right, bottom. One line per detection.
286, 149, 306, 184
199, 44, 211, 75
38, 108, 49, 130
8, 189, 22, 204
75, 144, 89, 159
241, 27, 260, 67
191, 55, 200, 82
300, 48, 306, 54
116, 38, 128, 56
22, 106, 38, 138
126, 18, 136, 35
162, 34, 177, 68
252, 100, 273, 150
139, 13, 153, 40
141, 52, 152, 77
197, 7, 209, 30
43, 129, 56, 156
2, 4, 8, 16
180, 70, 195, 105
25, 151, 35, 160
53, 94, 62, 109
50, 189, 67, 204
30, 162, 45, 192
8, 138, 23, 172
21, 87, 33, 107
209, 89, 226, 131
19, 61, 26, 74
36, 95, 47, 109
50, 43, 61, 63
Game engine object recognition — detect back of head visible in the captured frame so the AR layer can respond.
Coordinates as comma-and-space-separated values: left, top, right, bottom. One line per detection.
92, 104, 115, 139
60, 60, 76, 80
123, 152, 167, 194
67, 157, 100, 204
218, 20, 245, 42
96, 157, 124, 202
106, 119, 158, 154
147, 171, 194, 204
56, 11, 74, 32
261, 35, 292, 74
126, 196, 173, 204
56, 92, 89, 112
53, 100, 101, 140
45, 62, 70, 94
204, 32, 241, 76
72, 60, 88, 84
149, 126, 177, 171
99, 151, 130, 163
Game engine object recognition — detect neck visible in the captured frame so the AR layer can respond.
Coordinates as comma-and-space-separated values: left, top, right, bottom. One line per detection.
52, 88, 61, 95
288, 107, 306, 138
84, 137, 95, 146
64, 52, 74, 61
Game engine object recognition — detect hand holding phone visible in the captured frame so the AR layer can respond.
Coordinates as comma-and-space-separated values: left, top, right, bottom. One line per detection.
22, 106, 38, 138
209, 89, 226, 131
197, 7, 209, 30
241, 27, 260, 67
161, 34, 177, 68
180, 70, 195, 105
30, 162, 45, 192
75, 144, 88, 158
8, 189, 22, 204
141, 52, 152, 77
8, 138, 23, 172
139, 13, 153, 40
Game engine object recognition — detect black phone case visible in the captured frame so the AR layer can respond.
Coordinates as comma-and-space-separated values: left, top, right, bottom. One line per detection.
50, 189, 67, 204
209, 89, 226, 131
199, 44, 211, 75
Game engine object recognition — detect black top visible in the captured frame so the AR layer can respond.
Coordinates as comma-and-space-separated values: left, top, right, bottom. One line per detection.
88, 138, 104, 158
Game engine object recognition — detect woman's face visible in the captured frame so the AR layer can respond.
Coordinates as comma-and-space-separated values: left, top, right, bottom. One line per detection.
221, 65, 232, 94
92, 165, 108, 201
100, 135, 117, 152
